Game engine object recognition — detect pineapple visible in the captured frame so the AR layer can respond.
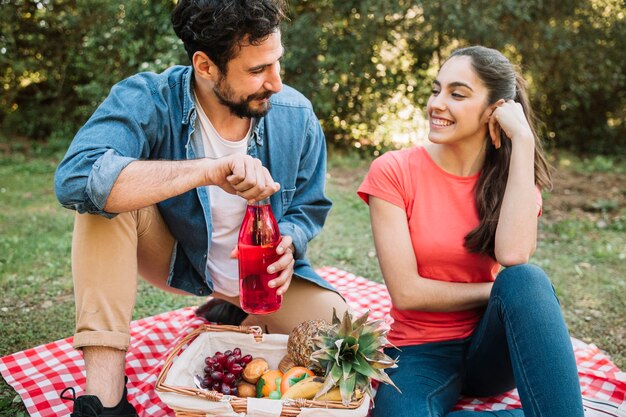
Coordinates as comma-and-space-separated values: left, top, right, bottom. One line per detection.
287, 319, 332, 374
310, 309, 400, 406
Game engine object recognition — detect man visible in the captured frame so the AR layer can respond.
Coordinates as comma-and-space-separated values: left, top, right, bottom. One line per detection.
54, 1, 347, 416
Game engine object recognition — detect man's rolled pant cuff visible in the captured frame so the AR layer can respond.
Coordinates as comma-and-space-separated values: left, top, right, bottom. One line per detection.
72, 330, 130, 351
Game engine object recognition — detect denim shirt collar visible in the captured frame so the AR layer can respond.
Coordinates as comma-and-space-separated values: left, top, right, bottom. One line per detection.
252, 118, 264, 146
181, 68, 195, 126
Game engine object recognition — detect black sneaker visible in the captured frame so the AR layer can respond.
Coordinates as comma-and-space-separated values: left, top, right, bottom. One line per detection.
195, 298, 248, 325
60, 385, 138, 417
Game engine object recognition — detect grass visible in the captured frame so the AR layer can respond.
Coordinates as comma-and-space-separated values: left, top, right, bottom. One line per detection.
0, 146, 624, 415
536, 218, 626, 367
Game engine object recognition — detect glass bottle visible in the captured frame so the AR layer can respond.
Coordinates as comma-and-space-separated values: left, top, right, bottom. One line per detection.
237, 197, 282, 314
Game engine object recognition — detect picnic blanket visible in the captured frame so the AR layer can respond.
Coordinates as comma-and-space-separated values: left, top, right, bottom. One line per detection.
1, 267, 625, 417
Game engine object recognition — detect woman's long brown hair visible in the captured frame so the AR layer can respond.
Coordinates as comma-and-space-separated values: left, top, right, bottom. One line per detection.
450, 46, 552, 259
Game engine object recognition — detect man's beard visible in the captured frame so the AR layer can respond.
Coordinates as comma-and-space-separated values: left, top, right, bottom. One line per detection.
214, 76, 273, 118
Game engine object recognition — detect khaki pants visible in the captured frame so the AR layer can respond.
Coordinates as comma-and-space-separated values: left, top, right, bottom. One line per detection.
71, 206, 347, 351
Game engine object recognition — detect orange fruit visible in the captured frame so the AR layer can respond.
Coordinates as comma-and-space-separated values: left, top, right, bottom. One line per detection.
256, 369, 284, 398
280, 366, 315, 395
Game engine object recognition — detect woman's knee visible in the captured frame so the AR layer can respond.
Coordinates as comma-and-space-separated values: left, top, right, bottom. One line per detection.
493, 264, 557, 308
495, 264, 551, 292
372, 344, 462, 417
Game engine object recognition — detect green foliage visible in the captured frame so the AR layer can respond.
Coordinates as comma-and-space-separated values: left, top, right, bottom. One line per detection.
282, 0, 625, 154
0, 0, 624, 154
282, 1, 419, 150
580, 155, 623, 174
446, 0, 626, 154
0, 0, 186, 141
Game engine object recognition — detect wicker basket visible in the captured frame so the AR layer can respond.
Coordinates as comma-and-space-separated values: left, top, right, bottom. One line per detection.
155, 324, 369, 417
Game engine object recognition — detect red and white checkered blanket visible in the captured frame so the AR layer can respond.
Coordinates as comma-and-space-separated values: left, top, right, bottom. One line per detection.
1, 267, 625, 416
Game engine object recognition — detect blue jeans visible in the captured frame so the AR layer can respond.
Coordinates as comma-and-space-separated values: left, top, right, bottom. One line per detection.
372, 264, 584, 417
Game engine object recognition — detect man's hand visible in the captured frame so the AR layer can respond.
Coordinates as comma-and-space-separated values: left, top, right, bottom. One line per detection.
205, 154, 280, 202
230, 236, 295, 295
229, 235, 295, 295
267, 235, 295, 296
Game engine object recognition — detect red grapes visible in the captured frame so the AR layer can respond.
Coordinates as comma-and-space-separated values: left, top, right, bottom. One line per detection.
201, 347, 251, 395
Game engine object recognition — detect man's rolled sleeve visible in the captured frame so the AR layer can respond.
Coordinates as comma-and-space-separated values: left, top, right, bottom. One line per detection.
84, 150, 137, 217
54, 73, 159, 217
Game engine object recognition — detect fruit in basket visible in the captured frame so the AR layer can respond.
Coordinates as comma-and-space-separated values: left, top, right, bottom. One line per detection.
287, 319, 333, 374
201, 347, 253, 395
278, 354, 296, 373
237, 381, 257, 398
280, 375, 325, 400
310, 309, 400, 405
279, 366, 315, 395
242, 357, 270, 384
314, 386, 342, 401
256, 369, 283, 398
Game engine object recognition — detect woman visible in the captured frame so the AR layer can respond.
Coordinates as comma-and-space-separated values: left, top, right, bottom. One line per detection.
358, 46, 583, 416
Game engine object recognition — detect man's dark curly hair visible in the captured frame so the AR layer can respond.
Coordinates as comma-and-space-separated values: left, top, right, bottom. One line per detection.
172, 0, 288, 73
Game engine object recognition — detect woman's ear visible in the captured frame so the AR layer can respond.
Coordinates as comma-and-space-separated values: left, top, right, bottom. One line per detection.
481, 105, 495, 125
486, 99, 506, 149
482, 99, 505, 124
192, 52, 217, 81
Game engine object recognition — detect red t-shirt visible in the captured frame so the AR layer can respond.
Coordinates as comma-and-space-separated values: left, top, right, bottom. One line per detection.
358, 146, 540, 346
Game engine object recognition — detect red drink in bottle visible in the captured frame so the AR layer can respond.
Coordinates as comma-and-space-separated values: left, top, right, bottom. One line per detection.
238, 197, 282, 314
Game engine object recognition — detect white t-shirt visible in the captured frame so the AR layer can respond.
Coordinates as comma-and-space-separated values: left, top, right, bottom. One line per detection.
195, 97, 252, 296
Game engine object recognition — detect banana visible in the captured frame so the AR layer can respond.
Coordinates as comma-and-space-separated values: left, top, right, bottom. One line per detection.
315, 387, 363, 402
314, 386, 342, 401
281, 376, 325, 400
354, 388, 363, 400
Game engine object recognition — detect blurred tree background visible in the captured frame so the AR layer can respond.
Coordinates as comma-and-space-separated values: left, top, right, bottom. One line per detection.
1, 0, 624, 155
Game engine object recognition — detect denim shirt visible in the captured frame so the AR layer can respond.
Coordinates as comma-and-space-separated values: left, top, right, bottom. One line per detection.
54, 65, 335, 296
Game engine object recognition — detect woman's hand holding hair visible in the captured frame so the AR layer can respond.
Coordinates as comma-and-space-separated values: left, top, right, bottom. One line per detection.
490, 101, 539, 265
488, 99, 535, 150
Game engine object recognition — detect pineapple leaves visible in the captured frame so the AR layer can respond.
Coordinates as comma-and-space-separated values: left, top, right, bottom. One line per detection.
352, 310, 370, 328
331, 308, 342, 326
351, 357, 379, 379
314, 363, 343, 399
357, 329, 384, 354
310, 349, 334, 363
309, 309, 401, 401
356, 373, 372, 397
366, 350, 397, 369
342, 358, 352, 377
353, 359, 400, 392
330, 363, 344, 383
339, 372, 357, 406
338, 310, 353, 336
